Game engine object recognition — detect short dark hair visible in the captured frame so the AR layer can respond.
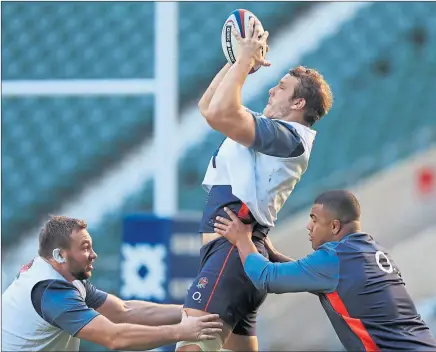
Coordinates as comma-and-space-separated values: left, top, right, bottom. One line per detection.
289, 66, 333, 126
38, 216, 87, 258
314, 190, 361, 223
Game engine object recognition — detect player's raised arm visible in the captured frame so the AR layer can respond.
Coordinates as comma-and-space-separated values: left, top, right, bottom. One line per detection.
198, 63, 231, 117
205, 18, 270, 147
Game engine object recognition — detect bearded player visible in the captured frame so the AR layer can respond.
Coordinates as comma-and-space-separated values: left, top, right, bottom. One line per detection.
176, 18, 333, 352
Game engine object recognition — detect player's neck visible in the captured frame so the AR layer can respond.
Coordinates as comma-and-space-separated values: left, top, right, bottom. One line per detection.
43, 257, 76, 282
279, 113, 310, 127
338, 222, 361, 240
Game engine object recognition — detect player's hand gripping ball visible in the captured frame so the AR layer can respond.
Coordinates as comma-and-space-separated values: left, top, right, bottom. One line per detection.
221, 9, 269, 74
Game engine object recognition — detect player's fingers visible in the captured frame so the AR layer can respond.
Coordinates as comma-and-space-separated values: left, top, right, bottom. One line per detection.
202, 328, 223, 335
214, 222, 228, 231
223, 207, 239, 221
198, 313, 221, 322
215, 215, 231, 225
261, 59, 272, 67
214, 227, 226, 236
199, 333, 221, 341
202, 321, 224, 329
254, 19, 263, 39
260, 31, 269, 45
231, 27, 242, 41
247, 17, 255, 38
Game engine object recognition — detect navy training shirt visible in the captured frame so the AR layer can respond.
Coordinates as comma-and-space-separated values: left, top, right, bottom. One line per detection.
244, 232, 436, 351
31, 279, 108, 336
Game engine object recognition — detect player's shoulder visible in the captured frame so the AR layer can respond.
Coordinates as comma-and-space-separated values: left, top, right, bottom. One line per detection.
245, 107, 263, 117
317, 241, 341, 254
248, 110, 306, 139
32, 279, 82, 309
34, 278, 76, 292
304, 243, 340, 277
335, 232, 377, 253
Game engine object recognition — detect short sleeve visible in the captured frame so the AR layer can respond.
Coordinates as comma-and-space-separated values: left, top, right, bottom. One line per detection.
83, 280, 108, 309
250, 113, 305, 158
31, 279, 100, 336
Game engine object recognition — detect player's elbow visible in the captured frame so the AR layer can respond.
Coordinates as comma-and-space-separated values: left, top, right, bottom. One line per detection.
112, 301, 130, 324
108, 339, 125, 351
251, 277, 266, 291
198, 100, 210, 119
203, 106, 233, 131
198, 95, 225, 120
203, 105, 220, 121
246, 271, 269, 292
107, 328, 129, 351
247, 265, 277, 293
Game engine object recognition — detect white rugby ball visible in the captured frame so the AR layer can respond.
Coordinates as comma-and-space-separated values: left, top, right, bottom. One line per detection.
221, 9, 266, 74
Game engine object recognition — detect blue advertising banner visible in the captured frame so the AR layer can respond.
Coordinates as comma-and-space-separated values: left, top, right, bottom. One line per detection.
120, 213, 202, 351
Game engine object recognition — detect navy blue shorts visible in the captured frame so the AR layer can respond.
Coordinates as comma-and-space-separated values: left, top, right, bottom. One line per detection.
183, 234, 268, 336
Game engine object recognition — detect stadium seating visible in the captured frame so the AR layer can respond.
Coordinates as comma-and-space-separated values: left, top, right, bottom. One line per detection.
1, 1, 312, 243
2, 96, 155, 245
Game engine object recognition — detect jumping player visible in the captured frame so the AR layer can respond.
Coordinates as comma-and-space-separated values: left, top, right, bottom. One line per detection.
215, 190, 436, 351
176, 18, 333, 351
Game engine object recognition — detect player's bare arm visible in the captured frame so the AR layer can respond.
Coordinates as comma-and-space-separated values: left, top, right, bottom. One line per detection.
97, 294, 183, 325
264, 236, 295, 263
198, 63, 231, 117
206, 18, 270, 147
77, 312, 223, 351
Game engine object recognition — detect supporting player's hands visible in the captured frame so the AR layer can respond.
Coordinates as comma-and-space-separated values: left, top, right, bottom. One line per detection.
232, 17, 271, 68
264, 236, 278, 260
214, 207, 253, 246
179, 310, 223, 341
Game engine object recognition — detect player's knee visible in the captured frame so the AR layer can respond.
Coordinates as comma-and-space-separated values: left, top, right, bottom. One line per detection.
223, 333, 258, 352
176, 334, 224, 352
176, 343, 202, 352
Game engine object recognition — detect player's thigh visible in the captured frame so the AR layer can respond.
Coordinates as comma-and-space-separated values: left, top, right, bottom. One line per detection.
223, 332, 259, 352
176, 308, 232, 352
183, 307, 233, 341
225, 279, 268, 351
183, 238, 249, 325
